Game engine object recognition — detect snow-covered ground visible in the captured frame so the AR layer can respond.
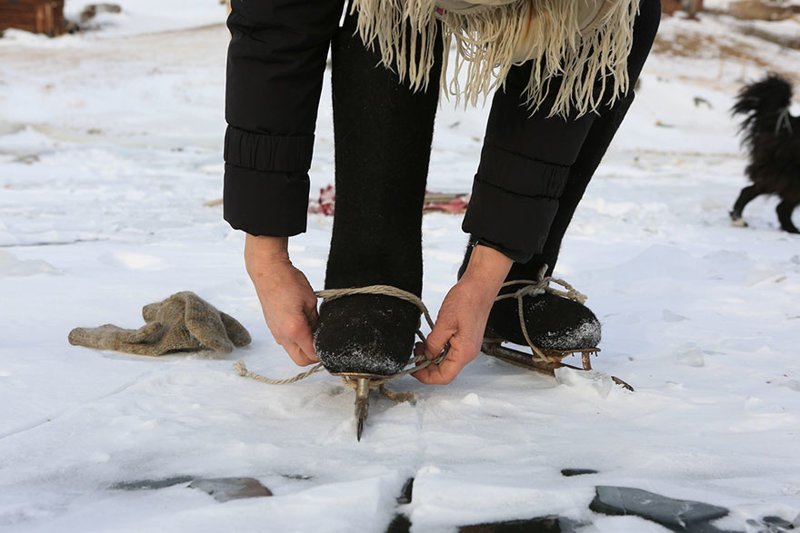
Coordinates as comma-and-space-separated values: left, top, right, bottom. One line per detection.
1, 3, 799, 532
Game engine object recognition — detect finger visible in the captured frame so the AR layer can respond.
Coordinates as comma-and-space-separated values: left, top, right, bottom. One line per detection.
282, 318, 319, 361
304, 300, 320, 329
413, 342, 426, 358
284, 342, 317, 366
424, 318, 456, 360
413, 352, 467, 385
295, 330, 319, 362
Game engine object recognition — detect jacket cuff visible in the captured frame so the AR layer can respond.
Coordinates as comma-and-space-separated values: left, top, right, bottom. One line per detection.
462, 145, 570, 263
224, 163, 310, 236
224, 126, 314, 172
223, 126, 314, 236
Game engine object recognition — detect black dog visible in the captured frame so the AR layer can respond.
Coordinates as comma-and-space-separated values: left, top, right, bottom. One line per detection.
730, 74, 800, 234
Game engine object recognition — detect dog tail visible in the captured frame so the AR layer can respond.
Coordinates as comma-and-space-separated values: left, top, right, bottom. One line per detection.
732, 74, 793, 148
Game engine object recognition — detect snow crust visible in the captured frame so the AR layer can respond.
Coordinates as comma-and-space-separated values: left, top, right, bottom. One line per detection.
1, 4, 799, 532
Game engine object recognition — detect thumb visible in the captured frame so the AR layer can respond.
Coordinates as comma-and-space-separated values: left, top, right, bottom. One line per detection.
296, 327, 318, 361
425, 314, 456, 360
304, 300, 319, 330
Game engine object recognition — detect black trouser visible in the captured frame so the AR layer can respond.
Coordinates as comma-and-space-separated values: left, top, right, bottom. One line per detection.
466, 0, 660, 264
224, 0, 660, 265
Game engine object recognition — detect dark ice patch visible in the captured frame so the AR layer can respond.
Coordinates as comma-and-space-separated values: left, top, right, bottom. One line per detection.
397, 477, 414, 504
385, 477, 415, 533
459, 516, 582, 532
748, 515, 798, 532
590, 486, 732, 532
188, 477, 272, 502
281, 473, 313, 481
111, 476, 194, 491
561, 468, 598, 477
386, 514, 412, 533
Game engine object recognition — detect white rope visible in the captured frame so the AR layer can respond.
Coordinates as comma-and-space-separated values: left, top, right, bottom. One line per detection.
234, 285, 447, 389
491, 265, 588, 362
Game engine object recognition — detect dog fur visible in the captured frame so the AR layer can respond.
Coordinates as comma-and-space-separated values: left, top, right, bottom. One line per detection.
730, 74, 800, 233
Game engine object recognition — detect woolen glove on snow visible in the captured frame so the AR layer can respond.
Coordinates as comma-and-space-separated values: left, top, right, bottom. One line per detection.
69, 292, 251, 356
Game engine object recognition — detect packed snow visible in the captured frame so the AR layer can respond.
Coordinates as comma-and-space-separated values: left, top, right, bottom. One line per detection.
1, 2, 799, 531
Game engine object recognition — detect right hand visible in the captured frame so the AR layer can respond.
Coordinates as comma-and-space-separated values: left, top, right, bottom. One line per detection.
245, 234, 319, 366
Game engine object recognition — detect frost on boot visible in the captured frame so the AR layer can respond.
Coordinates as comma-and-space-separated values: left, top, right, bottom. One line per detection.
486, 291, 601, 352
479, 276, 633, 390
459, 246, 600, 354
314, 295, 420, 376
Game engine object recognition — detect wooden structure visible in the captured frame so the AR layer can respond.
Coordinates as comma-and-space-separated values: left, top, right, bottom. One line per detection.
0, 0, 64, 36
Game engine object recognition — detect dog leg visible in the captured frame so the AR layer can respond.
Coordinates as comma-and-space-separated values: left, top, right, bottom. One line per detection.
776, 200, 800, 234
730, 184, 763, 227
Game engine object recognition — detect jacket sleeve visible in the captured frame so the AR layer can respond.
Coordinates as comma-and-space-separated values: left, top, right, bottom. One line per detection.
462, 62, 597, 264
462, 143, 572, 263
223, 0, 343, 236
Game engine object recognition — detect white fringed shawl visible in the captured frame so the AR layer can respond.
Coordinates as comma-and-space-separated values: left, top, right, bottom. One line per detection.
349, 0, 639, 116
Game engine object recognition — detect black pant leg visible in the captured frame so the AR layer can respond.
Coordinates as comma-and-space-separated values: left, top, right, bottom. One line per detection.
325, 13, 443, 296
463, 0, 661, 267
509, 0, 661, 279
514, 0, 662, 278
462, 65, 597, 264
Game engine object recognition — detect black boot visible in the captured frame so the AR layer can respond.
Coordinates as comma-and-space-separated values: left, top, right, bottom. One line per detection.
460, 245, 602, 353
459, 94, 638, 353
314, 15, 442, 375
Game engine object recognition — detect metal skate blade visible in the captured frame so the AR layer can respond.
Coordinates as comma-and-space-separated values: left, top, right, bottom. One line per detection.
354, 378, 370, 441
482, 341, 633, 391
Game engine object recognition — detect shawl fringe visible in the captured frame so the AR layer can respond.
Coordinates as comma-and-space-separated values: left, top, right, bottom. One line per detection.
349, 0, 640, 117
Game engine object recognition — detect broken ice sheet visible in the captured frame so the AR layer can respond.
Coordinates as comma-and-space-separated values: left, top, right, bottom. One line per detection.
675, 345, 706, 367
111, 476, 194, 491
663, 309, 689, 322
554, 367, 614, 398
112, 476, 273, 503
0, 251, 58, 277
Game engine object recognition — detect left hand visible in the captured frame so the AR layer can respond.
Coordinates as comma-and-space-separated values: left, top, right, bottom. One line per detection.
414, 244, 512, 385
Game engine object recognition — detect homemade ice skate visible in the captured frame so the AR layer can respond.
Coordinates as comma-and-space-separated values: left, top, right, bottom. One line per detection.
481, 275, 634, 391
235, 357, 446, 441
330, 340, 449, 440
235, 285, 448, 441
235, 278, 631, 440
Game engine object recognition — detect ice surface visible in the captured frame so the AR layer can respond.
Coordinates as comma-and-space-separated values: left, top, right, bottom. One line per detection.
1, 4, 799, 532
0, 251, 58, 276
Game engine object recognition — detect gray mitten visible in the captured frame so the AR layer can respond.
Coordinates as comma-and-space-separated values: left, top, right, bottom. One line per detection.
69, 291, 251, 356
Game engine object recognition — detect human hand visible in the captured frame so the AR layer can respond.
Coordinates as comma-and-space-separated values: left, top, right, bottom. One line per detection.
245, 234, 319, 366
414, 244, 512, 384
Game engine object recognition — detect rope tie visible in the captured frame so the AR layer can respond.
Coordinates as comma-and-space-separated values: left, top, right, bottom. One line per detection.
235, 269, 588, 385
234, 285, 447, 400
234, 359, 325, 385
490, 265, 588, 363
